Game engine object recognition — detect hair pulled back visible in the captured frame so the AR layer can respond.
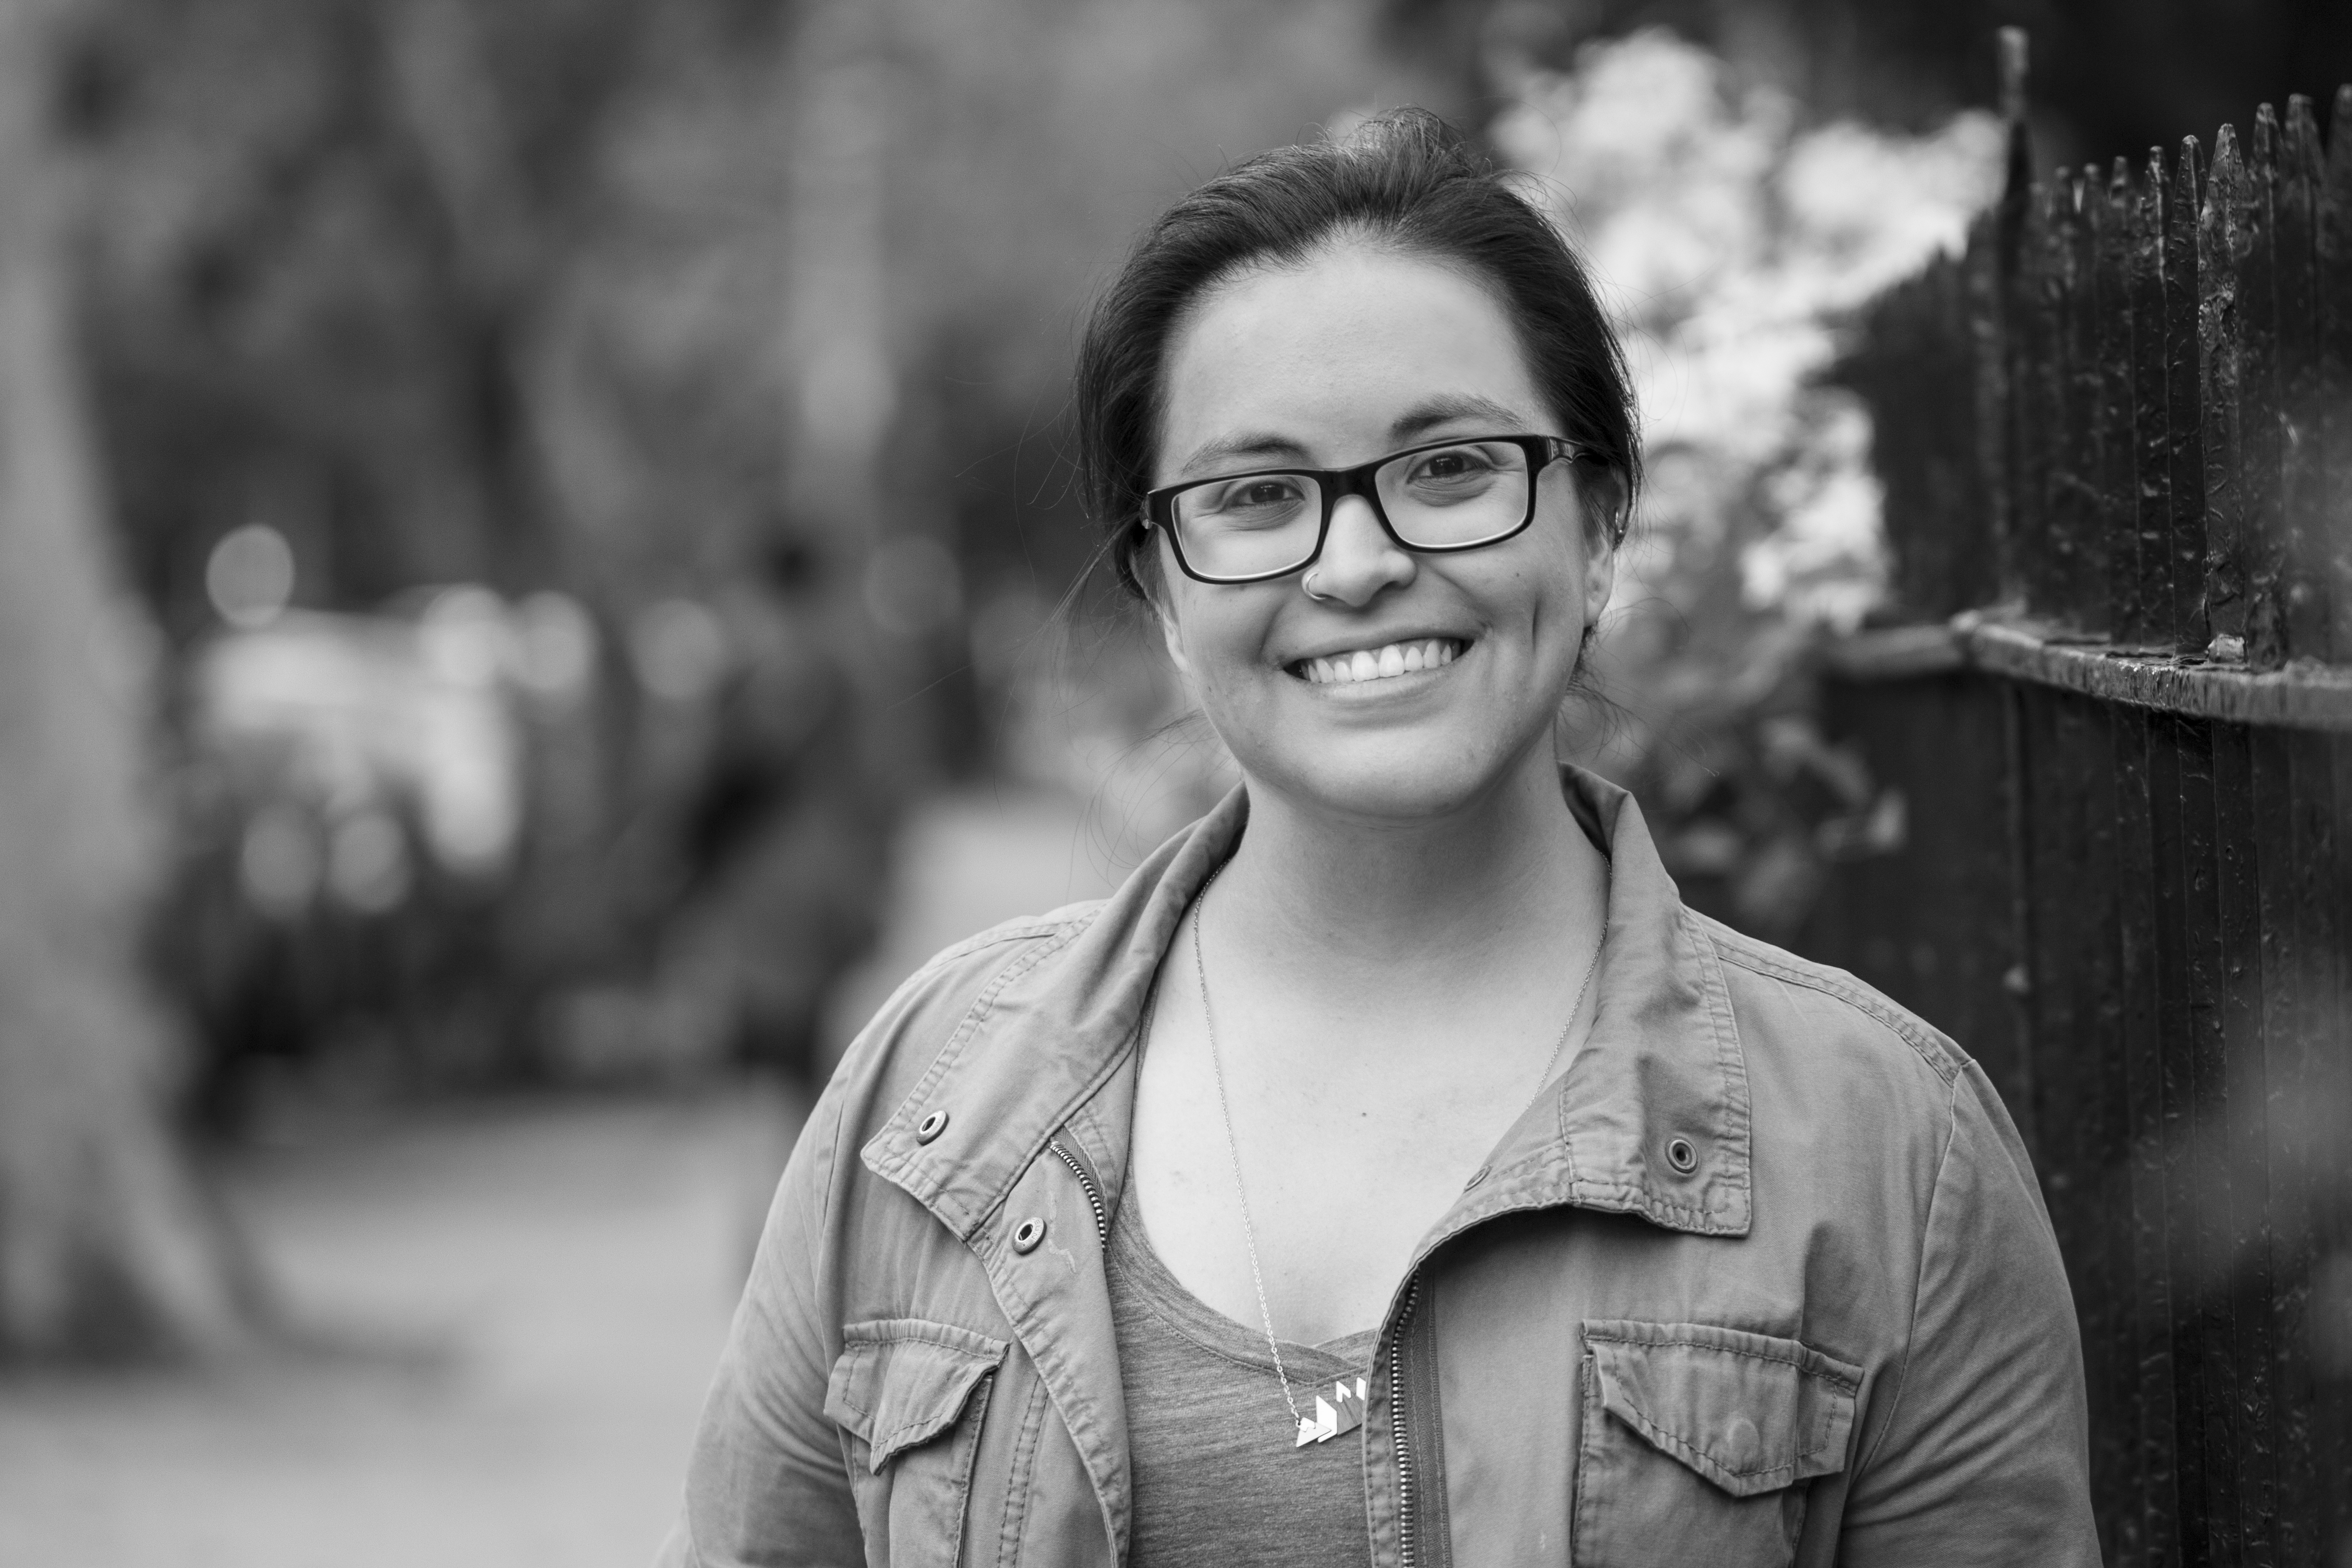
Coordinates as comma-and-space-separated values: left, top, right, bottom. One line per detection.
1074, 107, 1639, 601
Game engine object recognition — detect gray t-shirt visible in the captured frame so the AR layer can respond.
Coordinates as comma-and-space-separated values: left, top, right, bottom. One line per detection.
1107, 1182, 1377, 1564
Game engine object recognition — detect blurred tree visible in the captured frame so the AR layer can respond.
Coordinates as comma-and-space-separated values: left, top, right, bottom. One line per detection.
1455, 0, 2352, 169
0, 0, 251, 1357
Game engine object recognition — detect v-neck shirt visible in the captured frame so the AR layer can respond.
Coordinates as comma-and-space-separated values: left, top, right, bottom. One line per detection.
1106, 1180, 1377, 1565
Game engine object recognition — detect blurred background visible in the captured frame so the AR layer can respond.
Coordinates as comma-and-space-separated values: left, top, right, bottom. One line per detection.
0, 0, 2346, 1562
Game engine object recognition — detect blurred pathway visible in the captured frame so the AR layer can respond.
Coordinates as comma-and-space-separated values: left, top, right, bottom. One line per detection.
0, 1093, 789, 1568
819, 785, 1125, 1064
0, 786, 1117, 1568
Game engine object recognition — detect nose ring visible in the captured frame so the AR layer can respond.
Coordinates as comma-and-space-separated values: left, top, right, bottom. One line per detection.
1301, 571, 1333, 602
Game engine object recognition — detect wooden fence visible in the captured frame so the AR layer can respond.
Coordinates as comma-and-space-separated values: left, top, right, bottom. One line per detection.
1809, 34, 2352, 1566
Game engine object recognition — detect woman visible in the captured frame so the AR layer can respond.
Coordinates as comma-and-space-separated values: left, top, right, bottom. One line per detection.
658, 110, 2097, 1568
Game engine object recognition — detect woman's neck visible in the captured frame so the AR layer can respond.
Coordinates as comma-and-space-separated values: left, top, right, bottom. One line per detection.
1208, 745, 1606, 1007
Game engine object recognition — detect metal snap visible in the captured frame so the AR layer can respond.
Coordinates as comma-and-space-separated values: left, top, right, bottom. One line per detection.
1665, 1136, 1699, 1174
1011, 1216, 1047, 1254
1464, 1166, 1490, 1191
916, 1110, 950, 1143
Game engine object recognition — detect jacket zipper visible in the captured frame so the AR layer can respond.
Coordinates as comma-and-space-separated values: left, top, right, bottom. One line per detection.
1391, 1274, 1423, 1568
1046, 1138, 1108, 1245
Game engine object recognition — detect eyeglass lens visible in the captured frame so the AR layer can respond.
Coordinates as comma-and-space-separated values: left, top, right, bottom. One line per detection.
1171, 440, 1536, 580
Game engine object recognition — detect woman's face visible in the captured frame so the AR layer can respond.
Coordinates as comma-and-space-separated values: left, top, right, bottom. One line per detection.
1151, 244, 1617, 824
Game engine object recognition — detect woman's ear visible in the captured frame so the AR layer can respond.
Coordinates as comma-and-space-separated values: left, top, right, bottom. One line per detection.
1139, 531, 1192, 676
1579, 469, 1627, 624
1154, 588, 1191, 676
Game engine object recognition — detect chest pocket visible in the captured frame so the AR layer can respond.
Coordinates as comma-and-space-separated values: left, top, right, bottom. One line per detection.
825, 1318, 1009, 1568
1572, 1320, 1861, 1568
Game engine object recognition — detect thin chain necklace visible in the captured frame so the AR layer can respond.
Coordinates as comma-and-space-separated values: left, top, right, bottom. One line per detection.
1188, 861, 1606, 1449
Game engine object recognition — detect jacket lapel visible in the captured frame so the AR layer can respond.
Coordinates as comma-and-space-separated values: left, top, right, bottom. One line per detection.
859, 790, 1245, 1561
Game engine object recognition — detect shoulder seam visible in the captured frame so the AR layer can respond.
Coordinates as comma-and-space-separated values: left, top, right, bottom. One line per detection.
1700, 921, 1962, 1085
922, 907, 1100, 971
1856, 1071, 1961, 1477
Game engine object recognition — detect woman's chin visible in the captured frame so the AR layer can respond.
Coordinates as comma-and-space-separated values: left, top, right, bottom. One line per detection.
1250, 742, 1521, 826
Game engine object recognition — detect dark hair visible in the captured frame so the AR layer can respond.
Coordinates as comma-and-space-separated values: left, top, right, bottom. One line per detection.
1074, 107, 1640, 601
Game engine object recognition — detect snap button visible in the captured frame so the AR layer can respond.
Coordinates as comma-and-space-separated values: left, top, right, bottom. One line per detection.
1722, 1412, 1761, 1470
916, 1110, 950, 1143
1011, 1216, 1047, 1254
1464, 1166, 1490, 1191
1665, 1135, 1699, 1174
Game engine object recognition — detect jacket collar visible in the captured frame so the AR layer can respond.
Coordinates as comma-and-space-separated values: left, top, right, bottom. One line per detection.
863, 765, 1751, 1244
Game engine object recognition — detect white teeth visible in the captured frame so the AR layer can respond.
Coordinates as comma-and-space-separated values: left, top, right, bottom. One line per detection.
1299, 639, 1462, 685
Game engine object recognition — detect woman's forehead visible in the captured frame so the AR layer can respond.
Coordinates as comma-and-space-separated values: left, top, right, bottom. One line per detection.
1156, 248, 1546, 481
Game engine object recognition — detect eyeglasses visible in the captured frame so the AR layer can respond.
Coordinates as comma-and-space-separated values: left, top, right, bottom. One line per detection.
1142, 434, 1598, 586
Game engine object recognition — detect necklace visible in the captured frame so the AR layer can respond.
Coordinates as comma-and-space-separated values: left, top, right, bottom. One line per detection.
1188, 862, 1606, 1449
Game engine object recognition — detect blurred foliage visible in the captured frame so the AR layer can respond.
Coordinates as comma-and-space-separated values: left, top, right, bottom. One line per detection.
1473, 0, 2352, 171
1494, 29, 1998, 937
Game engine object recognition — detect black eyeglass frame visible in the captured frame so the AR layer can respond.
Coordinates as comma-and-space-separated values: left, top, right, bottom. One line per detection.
1140, 434, 1608, 586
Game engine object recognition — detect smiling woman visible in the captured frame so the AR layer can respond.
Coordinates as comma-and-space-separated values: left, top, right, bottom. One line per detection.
657, 111, 2099, 1568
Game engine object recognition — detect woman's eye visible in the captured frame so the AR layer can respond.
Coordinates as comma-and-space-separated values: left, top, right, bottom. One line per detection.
1199, 477, 1307, 517
1409, 449, 1498, 485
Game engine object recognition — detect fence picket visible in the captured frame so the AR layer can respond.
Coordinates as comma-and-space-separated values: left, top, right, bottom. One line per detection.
2166, 140, 2211, 653
2245, 108, 2289, 670
2134, 152, 2179, 645
2278, 98, 2330, 666
2201, 127, 2249, 650
2100, 160, 2146, 643
2323, 91, 2352, 664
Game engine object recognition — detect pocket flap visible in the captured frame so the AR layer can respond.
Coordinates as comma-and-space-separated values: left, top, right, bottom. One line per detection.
824, 1318, 1009, 1473
1584, 1320, 1862, 1499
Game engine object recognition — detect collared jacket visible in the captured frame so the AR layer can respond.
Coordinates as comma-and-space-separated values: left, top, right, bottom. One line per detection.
659, 768, 2100, 1568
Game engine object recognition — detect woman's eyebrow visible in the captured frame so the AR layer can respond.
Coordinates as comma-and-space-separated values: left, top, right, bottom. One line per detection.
1389, 394, 1528, 441
1171, 431, 1309, 477
1171, 394, 1529, 479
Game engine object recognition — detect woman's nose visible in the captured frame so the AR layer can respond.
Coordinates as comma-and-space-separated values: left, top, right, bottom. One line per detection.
1307, 495, 1415, 605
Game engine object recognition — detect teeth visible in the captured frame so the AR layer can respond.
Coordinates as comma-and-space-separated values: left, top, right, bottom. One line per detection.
1300, 639, 1462, 686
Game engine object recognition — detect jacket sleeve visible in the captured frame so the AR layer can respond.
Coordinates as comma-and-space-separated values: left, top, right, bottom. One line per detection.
1835, 1061, 2101, 1566
656, 1086, 862, 1568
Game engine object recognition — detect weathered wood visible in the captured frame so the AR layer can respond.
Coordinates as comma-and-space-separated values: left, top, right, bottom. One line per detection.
1827, 615, 2352, 729
2111, 707, 2181, 1563
2014, 176, 2063, 613
2059, 175, 2109, 631
2175, 714, 2245, 1559
1815, 64, 2352, 1568
2201, 126, 2249, 649
2320, 733, 2352, 1559
2100, 159, 2146, 643
2277, 98, 2330, 665
2167, 140, 2211, 653
2244, 108, 2289, 671
2134, 151, 2181, 649
2322, 89, 2352, 666
2016, 685, 2134, 1546
2146, 714, 2212, 1553
1970, 206, 2018, 612
2210, 718, 2277, 1561
2249, 722, 2312, 1566
2308, 732, 2352, 1561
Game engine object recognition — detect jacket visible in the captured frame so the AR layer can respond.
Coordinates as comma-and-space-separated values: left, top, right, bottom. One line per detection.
658, 767, 2100, 1567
